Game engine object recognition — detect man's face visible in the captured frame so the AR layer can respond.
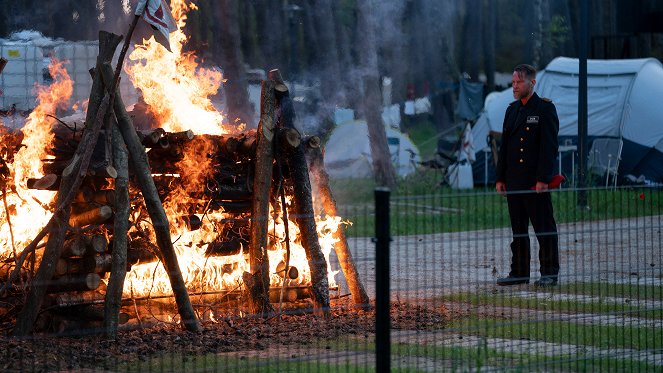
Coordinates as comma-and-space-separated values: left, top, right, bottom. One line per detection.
512, 71, 534, 100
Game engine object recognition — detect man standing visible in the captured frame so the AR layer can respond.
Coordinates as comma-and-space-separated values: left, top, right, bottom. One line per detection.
495, 64, 560, 287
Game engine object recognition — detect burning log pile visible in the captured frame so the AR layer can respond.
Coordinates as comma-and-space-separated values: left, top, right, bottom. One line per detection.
0, 30, 368, 338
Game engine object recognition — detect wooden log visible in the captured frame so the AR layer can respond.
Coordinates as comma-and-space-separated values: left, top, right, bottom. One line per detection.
90, 234, 108, 253
277, 127, 301, 151
90, 164, 118, 179
269, 288, 298, 303
91, 189, 115, 206
49, 292, 105, 307
237, 136, 256, 156
56, 305, 131, 324
137, 128, 165, 147
61, 235, 88, 257
11, 30, 122, 336
74, 186, 94, 203
55, 254, 112, 276
270, 69, 330, 316
165, 130, 194, 144
208, 200, 252, 214
305, 136, 321, 149
127, 237, 161, 265
246, 78, 277, 317
105, 120, 130, 338
69, 206, 113, 227
26, 174, 60, 190
179, 215, 202, 231
218, 136, 239, 156
47, 273, 101, 293
276, 261, 299, 280
99, 61, 200, 332
306, 146, 370, 308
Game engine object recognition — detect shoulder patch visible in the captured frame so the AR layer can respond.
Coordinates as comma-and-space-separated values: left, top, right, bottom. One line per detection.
542, 97, 552, 103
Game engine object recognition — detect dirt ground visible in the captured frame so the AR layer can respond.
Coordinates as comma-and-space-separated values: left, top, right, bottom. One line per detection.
0, 298, 450, 372
0, 215, 660, 371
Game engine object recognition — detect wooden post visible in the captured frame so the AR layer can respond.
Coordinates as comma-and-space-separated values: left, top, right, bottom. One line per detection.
269, 69, 330, 316
12, 32, 123, 336
104, 119, 130, 338
98, 62, 200, 333
245, 80, 277, 316
307, 144, 370, 308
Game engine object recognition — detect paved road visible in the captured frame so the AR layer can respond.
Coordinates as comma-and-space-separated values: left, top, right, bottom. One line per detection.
333, 215, 662, 300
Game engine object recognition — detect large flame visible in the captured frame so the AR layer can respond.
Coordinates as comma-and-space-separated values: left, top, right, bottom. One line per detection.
126, 0, 234, 136
0, 60, 73, 259
1, 1, 343, 303
121, 0, 340, 298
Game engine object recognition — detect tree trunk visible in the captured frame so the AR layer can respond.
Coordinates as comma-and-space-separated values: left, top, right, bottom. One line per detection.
246, 79, 276, 316
311, 0, 342, 104
216, 0, 254, 126
483, 0, 497, 92
462, 0, 483, 81
356, 0, 397, 187
98, 63, 200, 333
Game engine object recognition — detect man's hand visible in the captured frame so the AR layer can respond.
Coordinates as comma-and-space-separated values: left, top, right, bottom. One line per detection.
535, 181, 548, 193
496, 181, 506, 196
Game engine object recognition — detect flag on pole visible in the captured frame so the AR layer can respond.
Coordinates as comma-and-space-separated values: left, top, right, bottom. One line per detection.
135, 0, 177, 51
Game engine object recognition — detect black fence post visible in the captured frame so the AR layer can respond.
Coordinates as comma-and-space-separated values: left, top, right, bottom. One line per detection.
374, 187, 390, 372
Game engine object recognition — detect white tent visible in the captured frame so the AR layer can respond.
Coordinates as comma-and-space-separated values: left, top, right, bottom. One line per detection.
323, 120, 420, 178
472, 57, 663, 184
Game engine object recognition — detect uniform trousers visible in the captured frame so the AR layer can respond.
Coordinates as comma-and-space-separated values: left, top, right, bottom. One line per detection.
506, 191, 559, 278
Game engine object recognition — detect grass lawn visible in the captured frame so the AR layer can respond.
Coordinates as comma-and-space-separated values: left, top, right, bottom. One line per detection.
447, 317, 663, 351
120, 354, 378, 373
332, 174, 661, 236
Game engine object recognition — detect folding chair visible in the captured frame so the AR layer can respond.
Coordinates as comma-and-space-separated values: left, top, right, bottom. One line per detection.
588, 138, 623, 188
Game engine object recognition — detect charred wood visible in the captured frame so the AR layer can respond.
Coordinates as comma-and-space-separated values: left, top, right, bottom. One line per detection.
26, 174, 60, 191
47, 273, 101, 293
55, 254, 112, 276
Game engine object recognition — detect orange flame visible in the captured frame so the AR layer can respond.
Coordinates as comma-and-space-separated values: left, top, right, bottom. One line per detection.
0, 59, 73, 258
120, 0, 343, 298
126, 0, 235, 136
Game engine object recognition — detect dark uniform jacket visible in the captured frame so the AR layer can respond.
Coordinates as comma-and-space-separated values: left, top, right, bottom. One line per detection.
496, 92, 559, 191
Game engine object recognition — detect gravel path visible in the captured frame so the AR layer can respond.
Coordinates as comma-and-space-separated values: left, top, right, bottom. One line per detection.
337, 215, 662, 299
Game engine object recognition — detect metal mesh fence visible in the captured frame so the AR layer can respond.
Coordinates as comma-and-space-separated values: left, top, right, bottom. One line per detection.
1, 183, 661, 372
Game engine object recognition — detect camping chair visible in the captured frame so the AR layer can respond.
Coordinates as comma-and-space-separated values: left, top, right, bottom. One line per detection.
387, 136, 400, 164
588, 138, 623, 188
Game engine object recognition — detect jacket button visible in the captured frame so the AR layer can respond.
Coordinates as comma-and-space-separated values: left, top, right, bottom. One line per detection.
520, 148, 524, 152
526, 127, 530, 131
520, 138, 524, 141
519, 159, 524, 163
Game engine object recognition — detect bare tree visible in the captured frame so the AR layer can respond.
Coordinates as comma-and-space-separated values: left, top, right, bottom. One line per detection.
356, 0, 397, 187
483, 0, 497, 91
461, 0, 483, 81
216, 0, 254, 126
310, 0, 342, 103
